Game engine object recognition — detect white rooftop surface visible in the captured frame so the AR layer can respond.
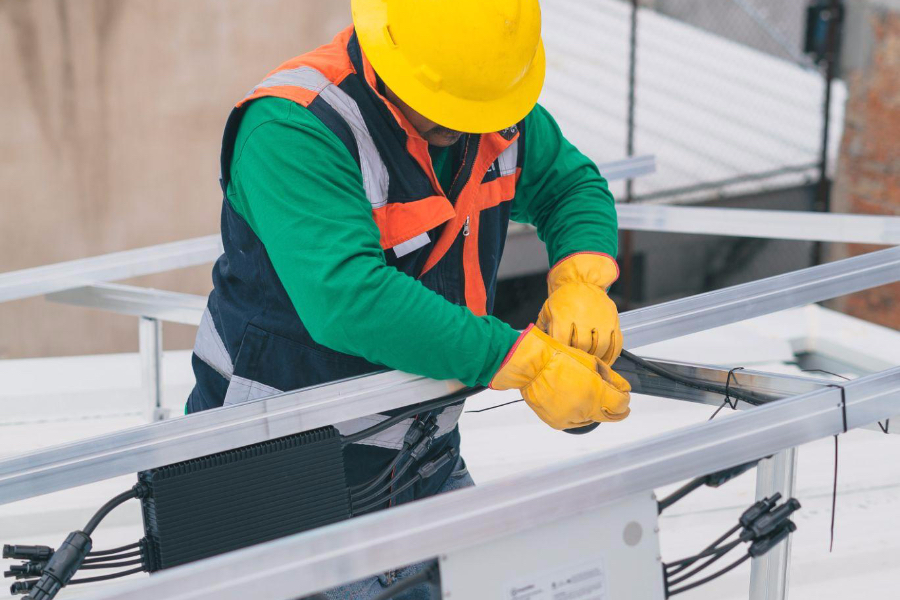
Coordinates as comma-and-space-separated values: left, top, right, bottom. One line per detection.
539, 0, 847, 204
1, 306, 898, 598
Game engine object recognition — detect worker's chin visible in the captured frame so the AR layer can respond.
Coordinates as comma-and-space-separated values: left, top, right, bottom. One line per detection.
424, 130, 463, 147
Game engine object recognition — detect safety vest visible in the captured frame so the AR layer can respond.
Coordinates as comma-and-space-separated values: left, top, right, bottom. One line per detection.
187, 27, 525, 482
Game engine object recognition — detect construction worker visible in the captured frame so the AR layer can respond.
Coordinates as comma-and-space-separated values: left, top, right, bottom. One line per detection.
186, 0, 630, 597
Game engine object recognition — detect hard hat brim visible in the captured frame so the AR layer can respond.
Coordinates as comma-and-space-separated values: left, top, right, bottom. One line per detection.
352, 0, 546, 134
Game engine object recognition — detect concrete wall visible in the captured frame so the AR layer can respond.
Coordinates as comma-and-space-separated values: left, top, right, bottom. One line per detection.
830, 0, 900, 329
0, 0, 350, 358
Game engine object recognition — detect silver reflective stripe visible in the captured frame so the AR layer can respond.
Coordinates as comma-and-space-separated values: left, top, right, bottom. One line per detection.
497, 139, 520, 177
223, 375, 283, 407
393, 233, 430, 258
246, 66, 389, 209
335, 403, 465, 450
193, 308, 234, 380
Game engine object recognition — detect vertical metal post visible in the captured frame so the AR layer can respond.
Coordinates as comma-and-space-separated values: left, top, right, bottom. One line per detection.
139, 316, 167, 422
619, 0, 639, 309
749, 448, 798, 600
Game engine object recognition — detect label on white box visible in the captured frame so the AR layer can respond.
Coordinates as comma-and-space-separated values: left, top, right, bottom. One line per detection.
504, 559, 607, 600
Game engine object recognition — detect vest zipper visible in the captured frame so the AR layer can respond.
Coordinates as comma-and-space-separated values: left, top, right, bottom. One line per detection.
463, 216, 471, 237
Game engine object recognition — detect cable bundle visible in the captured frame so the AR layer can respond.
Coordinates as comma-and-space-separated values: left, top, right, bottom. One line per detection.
348, 416, 458, 516
3, 485, 148, 599
662, 494, 801, 596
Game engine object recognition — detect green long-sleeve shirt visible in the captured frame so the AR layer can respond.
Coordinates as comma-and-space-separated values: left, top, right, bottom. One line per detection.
227, 97, 617, 386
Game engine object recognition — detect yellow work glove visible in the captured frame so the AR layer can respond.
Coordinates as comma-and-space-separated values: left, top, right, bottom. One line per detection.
537, 252, 624, 364
490, 326, 631, 430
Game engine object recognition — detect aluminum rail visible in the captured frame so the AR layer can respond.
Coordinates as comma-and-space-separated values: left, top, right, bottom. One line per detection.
0, 156, 655, 305
46, 283, 206, 326
621, 245, 900, 349
1, 247, 898, 503
616, 204, 900, 245
87, 366, 900, 600
617, 357, 898, 435
0, 235, 223, 304
3, 205, 895, 307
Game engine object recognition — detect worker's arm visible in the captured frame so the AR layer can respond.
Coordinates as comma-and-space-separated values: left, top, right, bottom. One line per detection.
512, 104, 623, 362
511, 103, 619, 264
229, 98, 518, 387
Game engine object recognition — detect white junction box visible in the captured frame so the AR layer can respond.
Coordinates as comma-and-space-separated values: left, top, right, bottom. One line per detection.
439, 491, 664, 600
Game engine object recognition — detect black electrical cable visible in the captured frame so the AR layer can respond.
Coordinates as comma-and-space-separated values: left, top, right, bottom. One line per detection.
618, 350, 770, 406
353, 475, 420, 515
78, 559, 143, 570
87, 542, 139, 557
665, 524, 741, 575
666, 554, 751, 596
657, 479, 704, 514
81, 551, 141, 565
83, 488, 141, 536
341, 388, 480, 446
666, 540, 742, 587
464, 398, 524, 413
350, 448, 409, 496
352, 455, 417, 504
68, 568, 144, 585
369, 565, 439, 600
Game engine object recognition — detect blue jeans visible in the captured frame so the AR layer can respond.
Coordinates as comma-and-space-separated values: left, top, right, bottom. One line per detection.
322, 455, 474, 600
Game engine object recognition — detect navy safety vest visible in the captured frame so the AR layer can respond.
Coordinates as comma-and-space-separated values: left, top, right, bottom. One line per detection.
187, 27, 525, 495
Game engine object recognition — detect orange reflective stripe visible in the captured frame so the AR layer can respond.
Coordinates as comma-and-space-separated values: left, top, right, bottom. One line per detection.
420, 132, 519, 276
240, 86, 319, 108
371, 196, 455, 250
479, 170, 520, 211
463, 211, 488, 315
236, 26, 356, 109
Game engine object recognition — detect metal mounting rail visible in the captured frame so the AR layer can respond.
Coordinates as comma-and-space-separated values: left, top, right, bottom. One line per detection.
621, 245, 900, 349
87, 366, 900, 600
616, 204, 900, 245
46, 283, 206, 326
616, 357, 897, 435
0, 235, 223, 304
1, 247, 898, 504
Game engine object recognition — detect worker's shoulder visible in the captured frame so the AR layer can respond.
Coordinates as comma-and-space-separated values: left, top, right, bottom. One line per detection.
232, 97, 345, 167
237, 97, 331, 139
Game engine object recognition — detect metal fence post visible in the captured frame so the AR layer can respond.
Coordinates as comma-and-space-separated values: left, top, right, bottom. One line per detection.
749, 448, 798, 600
139, 316, 168, 422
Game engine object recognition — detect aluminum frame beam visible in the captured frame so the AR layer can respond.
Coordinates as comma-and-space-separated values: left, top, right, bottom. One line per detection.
0, 235, 223, 304
46, 283, 206, 326
86, 366, 900, 600
616, 204, 900, 245
621, 245, 900, 349
1, 247, 898, 504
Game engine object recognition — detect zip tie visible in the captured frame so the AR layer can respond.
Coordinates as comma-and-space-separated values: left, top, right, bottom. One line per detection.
878, 419, 890, 434
709, 367, 744, 421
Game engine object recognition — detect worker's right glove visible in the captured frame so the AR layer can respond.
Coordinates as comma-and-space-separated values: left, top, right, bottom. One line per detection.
490, 326, 631, 430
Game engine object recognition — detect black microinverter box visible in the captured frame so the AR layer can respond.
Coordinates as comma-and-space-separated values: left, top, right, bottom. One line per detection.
138, 426, 350, 571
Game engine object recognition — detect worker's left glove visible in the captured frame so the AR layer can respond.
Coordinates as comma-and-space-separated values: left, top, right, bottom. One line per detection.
537, 252, 623, 364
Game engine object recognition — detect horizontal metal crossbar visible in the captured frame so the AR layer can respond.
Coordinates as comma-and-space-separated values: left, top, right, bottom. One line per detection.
618, 357, 897, 435
86, 366, 900, 600
0, 235, 223, 304
1, 247, 898, 504
46, 283, 206, 326
616, 204, 900, 245
5, 208, 897, 307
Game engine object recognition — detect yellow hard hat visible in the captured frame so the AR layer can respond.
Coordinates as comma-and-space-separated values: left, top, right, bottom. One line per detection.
352, 0, 546, 134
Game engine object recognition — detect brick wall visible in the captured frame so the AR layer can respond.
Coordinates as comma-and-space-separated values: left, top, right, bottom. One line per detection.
830, 1, 900, 330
